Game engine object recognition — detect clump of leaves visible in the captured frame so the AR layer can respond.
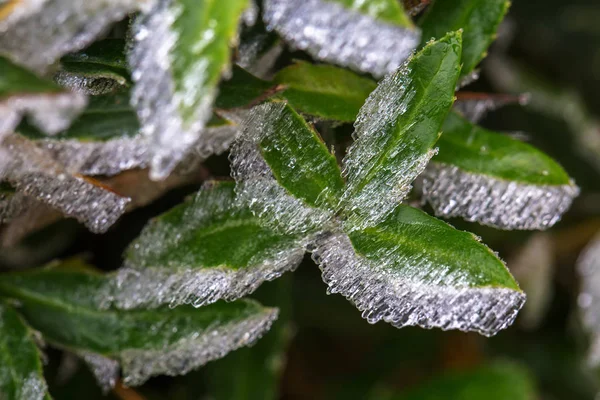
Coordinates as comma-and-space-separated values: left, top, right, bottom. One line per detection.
0, 0, 582, 398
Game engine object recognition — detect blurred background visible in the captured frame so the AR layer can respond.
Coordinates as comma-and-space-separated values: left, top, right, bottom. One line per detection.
2, 0, 600, 399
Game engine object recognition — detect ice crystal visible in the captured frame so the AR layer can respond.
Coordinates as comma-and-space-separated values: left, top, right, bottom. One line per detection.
231, 103, 336, 235
0, 0, 149, 73
263, 0, 421, 78
120, 306, 278, 386
1, 135, 130, 233
312, 231, 525, 336
578, 233, 600, 366
421, 163, 580, 230
81, 352, 120, 393
54, 70, 125, 96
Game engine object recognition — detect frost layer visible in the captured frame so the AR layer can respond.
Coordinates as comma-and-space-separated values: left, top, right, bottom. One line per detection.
421, 163, 579, 230
263, 0, 420, 78
0, 0, 148, 73
578, 234, 600, 366
312, 231, 525, 336
0, 191, 34, 224
54, 71, 125, 96
120, 307, 278, 386
231, 103, 336, 235
81, 352, 119, 393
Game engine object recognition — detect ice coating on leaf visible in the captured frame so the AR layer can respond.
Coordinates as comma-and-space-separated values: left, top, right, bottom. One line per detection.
263, 0, 420, 78
231, 103, 337, 235
454, 92, 530, 123
312, 231, 525, 336
81, 352, 119, 393
0, 190, 34, 223
120, 306, 278, 386
1, 134, 130, 232
421, 163, 579, 230
577, 234, 600, 366
0, 0, 149, 73
20, 374, 48, 400
54, 70, 125, 96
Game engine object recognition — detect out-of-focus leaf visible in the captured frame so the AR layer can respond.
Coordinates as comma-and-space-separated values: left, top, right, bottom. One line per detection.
314, 205, 525, 336
376, 362, 536, 400
274, 62, 377, 122
215, 65, 273, 109
577, 232, 600, 367
263, 0, 420, 78
419, 0, 510, 76
421, 112, 579, 230
56, 39, 130, 95
326, 0, 414, 27
341, 31, 462, 229
0, 303, 51, 400
129, 0, 249, 180
112, 181, 305, 309
454, 91, 530, 123
0, 261, 278, 388
231, 101, 344, 234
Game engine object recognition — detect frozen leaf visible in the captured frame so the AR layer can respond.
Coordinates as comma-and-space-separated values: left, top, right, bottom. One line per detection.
454, 92, 530, 123
341, 32, 462, 230
1, 134, 130, 233
379, 362, 536, 400
263, 0, 421, 78
313, 205, 525, 336
129, 0, 249, 180
421, 112, 579, 230
55, 39, 130, 95
327, 0, 414, 27
577, 233, 600, 366
419, 0, 510, 77
231, 101, 344, 235
110, 181, 306, 309
236, 26, 284, 79
274, 62, 377, 122
0, 0, 149, 73
0, 261, 279, 388
0, 303, 50, 400
0, 56, 87, 139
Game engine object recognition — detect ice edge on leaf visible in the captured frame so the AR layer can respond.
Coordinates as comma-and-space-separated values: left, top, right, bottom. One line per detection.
54, 70, 126, 96
421, 162, 579, 230
577, 233, 600, 367
0, 191, 34, 224
312, 231, 525, 336
263, 0, 420, 78
0, 0, 148, 73
120, 306, 279, 386
80, 352, 120, 393
231, 102, 336, 235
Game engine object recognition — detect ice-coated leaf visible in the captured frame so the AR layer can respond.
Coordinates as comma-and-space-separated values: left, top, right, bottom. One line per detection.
110, 181, 306, 309
421, 112, 579, 230
0, 183, 34, 224
236, 25, 283, 79
1, 134, 130, 233
129, 0, 249, 180
0, 56, 87, 139
274, 62, 377, 122
419, 0, 510, 77
231, 101, 345, 235
380, 362, 536, 400
341, 32, 462, 230
0, 303, 50, 400
55, 39, 130, 95
263, 0, 421, 78
326, 0, 414, 27
577, 233, 600, 366
313, 205, 525, 336
0, 261, 279, 387
0, 0, 149, 73
454, 92, 530, 123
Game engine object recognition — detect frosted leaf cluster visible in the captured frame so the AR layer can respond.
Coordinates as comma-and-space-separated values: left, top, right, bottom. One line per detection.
231, 103, 337, 235
120, 306, 278, 386
263, 0, 421, 78
421, 163, 580, 230
577, 234, 600, 366
0, 0, 150, 73
312, 231, 526, 336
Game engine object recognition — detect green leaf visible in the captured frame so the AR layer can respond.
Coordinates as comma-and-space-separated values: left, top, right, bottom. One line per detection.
325, 0, 414, 27
385, 362, 536, 400
231, 101, 345, 234
0, 303, 51, 400
341, 31, 462, 229
56, 39, 130, 95
274, 62, 377, 122
113, 181, 305, 309
129, 0, 249, 180
421, 112, 579, 230
314, 205, 525, 336
0, 261, 278, 388
215, 65, 273, 109
419, 0, 510, 77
